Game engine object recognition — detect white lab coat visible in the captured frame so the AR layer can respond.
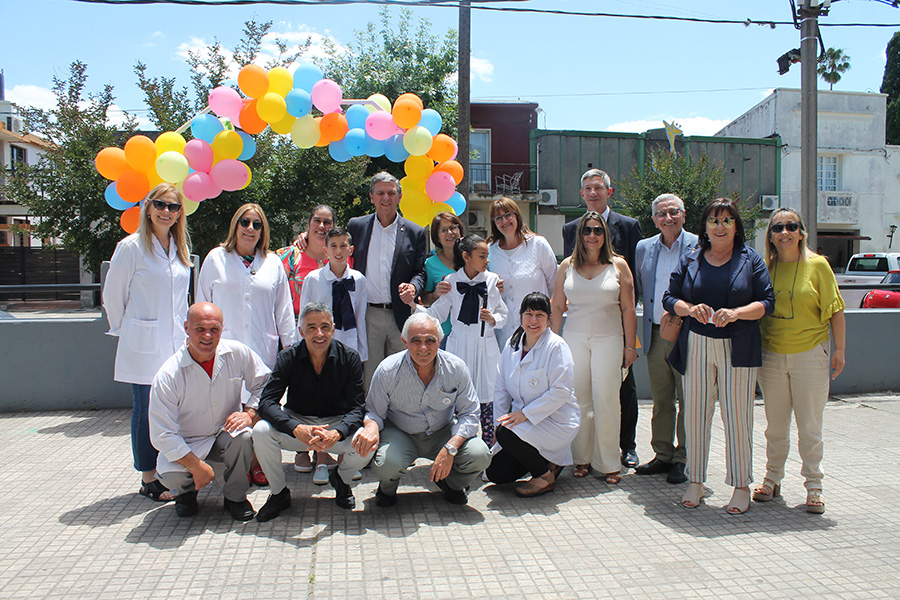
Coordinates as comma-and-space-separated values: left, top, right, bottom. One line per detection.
103, 233, 191, 385
493, 328, 580, 466
149, 339, 271, 475
298, 265, 368, 361
197, 247, 296, 368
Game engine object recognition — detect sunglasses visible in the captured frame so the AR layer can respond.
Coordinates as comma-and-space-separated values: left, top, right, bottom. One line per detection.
582, 226, 605, 237
706, 216, 736, 228
151, 199, 182, 213
771, 222, 801, 233
239, 218, 263, 231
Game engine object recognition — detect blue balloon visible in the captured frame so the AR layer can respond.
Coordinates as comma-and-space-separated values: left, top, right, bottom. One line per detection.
365, 134, 386, 158
418, 108, 443, 136
293, 63, 323, 93
345, 104, 369, 130
344, 128, 367, 157
237, 132, 257, 161
446, 191, 466, 216
191, 114, 223, 144
384, 134, 410, 163
285, 89, 312, 118
105, 182, 137, 211
328, 139, 352, 163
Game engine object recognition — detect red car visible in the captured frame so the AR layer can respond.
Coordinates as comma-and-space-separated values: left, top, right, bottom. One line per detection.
861, 271, 900, 308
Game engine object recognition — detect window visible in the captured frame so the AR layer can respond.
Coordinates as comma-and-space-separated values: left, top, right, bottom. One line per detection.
10, 145, 26, 171
469, 129, 491, 187
817, 155, 838, 191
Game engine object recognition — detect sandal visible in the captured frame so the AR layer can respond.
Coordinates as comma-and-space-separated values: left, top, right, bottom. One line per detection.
139, 479, 173, 502
681, 482, 704, 509
515, 471, 556, 498
604, 472, 622, 485
806, 489, 826, 514
726, 487, 751, 515
548, 463, 564, 479
752, 478, 781, 502
573, 464, 592, 478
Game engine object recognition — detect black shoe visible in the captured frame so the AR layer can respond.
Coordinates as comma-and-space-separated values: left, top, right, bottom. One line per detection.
375, 485, 397, 508
223, 497, 256, 521
256, 487, 291, 522
635, 457, 674, 475
174, 491, 199, 517
667, 462, 688, 484
435, 478, 468, 505
621, 449, 639, 469
329, 469, 356, 510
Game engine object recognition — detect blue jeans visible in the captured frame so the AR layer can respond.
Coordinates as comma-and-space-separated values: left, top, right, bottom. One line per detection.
131, 384, 158, 472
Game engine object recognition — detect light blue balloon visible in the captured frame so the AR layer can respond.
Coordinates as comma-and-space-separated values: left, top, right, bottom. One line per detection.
345, 104, 370, 130
384, 134, 410, 163
285, 89, 312, 118
365, 134, 386, 158
446, 191, 466, 216
293, 63, 324, 93
344, 128, 367, 157
418, 108, 443, 136
105, 182, 137, 211
328, 139, 352, 163
191, 114, 223, 144
237, 132, 256, 161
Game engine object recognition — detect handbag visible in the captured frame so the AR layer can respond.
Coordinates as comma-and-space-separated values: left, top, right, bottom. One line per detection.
659, 311, 683, 343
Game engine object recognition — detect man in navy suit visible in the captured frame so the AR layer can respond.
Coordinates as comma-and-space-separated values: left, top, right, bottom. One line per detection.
562, 169, 643, 469
348, 172, 427, 387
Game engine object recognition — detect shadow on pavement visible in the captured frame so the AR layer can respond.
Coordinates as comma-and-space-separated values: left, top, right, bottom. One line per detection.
36, 411, 129, 438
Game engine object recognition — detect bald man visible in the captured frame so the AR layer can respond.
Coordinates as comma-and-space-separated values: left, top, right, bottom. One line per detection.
149, 302, 271, 521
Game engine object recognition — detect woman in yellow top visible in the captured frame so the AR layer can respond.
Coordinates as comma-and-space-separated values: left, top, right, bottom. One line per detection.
754, 208, 846, 514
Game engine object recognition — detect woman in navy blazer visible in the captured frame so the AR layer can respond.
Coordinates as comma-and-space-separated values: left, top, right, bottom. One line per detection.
663, 198, 774, 514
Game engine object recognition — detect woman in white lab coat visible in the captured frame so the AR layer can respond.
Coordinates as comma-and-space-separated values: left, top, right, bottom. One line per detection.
103, 183, 192, 502
486, 292, 580, 497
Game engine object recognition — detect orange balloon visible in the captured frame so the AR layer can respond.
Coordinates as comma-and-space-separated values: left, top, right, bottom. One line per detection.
117, 170, 150, 204
95, 147, 129, 181
320, 112, 349, 142
313, 117, 330, 146
392, 99, 422, 130
239, 100, 268, 135
434, 160, 464, 186
397, 93, 424, 109
427, 134, 457, 164
238, 64, 269, 99
146, 166, 164, 188
120, 205, 142, 234
124, 135, 158, 172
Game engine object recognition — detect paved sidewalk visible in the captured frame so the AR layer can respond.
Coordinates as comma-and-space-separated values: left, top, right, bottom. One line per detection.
1, 394, 898, 599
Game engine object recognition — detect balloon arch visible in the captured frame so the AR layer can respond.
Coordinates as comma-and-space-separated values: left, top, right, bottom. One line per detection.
95, 63, 466, 233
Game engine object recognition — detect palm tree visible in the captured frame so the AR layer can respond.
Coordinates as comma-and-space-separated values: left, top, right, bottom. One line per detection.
818, 48, 851, 90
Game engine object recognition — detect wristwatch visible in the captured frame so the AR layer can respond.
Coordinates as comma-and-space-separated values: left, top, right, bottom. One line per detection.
443, 442, 458, 456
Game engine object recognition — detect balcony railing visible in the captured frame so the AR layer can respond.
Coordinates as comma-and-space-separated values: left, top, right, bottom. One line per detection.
468, 162, 537, 197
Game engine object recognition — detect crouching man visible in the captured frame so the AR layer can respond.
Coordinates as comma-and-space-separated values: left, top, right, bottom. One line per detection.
149, 302, 271, 521
252, 302, 370, 521
353, 313, 491, 507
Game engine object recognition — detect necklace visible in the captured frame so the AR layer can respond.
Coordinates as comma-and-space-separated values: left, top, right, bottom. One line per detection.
771, 259, 800, 320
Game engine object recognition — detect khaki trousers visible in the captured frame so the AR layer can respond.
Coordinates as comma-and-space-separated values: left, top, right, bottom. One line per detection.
645, 325, 686, 463
364, 306, 405, 390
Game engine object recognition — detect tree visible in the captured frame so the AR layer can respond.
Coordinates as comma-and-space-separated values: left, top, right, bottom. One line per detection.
881, 32, 900, 144
615, 148, 763, 238
817, 47, 850, 91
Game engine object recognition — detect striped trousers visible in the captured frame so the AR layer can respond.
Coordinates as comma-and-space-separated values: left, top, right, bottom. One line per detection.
683, 331, 756, 487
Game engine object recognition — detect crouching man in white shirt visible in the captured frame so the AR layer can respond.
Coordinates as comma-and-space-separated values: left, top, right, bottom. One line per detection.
149, 302, 271, 521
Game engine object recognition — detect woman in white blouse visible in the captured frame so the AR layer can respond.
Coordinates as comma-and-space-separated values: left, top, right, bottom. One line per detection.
103, 183, 192, 502
487, 292, 580, 497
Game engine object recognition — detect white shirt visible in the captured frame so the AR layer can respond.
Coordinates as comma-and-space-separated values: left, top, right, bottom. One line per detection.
197, 247, 296, 368
299, 265, 369, 361
652, 230, 686, 325
366, 213, 399, 303
103, 233, 191, 385
149, 339, 271, 475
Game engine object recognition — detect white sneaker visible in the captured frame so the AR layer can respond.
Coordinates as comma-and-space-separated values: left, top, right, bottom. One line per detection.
294, 452, 313, 473
352, 470, 362, 481
313, 464, 330, 485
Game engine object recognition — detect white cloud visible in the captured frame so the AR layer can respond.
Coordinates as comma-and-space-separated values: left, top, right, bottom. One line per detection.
7, 85, 57, 111
605, 116, 731, 136
471, 57, 494, 83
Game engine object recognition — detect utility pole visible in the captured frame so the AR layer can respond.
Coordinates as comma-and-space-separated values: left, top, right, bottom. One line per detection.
458, 1, 471, 209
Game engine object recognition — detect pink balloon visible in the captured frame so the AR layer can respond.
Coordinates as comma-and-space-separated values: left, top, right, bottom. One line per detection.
426, 171, 456, 204
182, 171, 214, 202
184, 139, 214, 173
311, 79, 342, 114
208, 86, 243, 119
210, 159, 249, 192
365, 111, 396, 141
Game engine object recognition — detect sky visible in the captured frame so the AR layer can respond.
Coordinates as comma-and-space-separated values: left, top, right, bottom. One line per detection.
3, 0, 899, 136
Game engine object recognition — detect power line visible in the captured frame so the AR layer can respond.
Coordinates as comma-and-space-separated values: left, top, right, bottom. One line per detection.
475, 87, 775, 100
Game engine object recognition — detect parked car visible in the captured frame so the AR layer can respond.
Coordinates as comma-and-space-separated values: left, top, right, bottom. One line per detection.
835, 253, 900, 308
861, 270, 900, 309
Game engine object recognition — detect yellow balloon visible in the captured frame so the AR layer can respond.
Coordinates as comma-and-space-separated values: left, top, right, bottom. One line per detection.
403, 126, 433, 156
257, 92, 287, 123
155, 131, 186, 155
267, 67, 293, 96
400, 175, 426, 194
404, 155, 434, 180
182, 197, 201, 216
211, 130, 243, 160
270, 112, 297, 135
367, 93, 391, 113
291, 115, 320, 149
241, 168, 253, 190
146, 166, 164, 188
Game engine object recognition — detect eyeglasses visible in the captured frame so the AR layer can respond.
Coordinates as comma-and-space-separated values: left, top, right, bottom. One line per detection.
706, 216, 736, 228
438, 225, 460, 235
239, 218, 263, 231
151, 199, 182, 213
771, 222, 801, 233
493, 212, 516, 224
654, 208, 683, 219
582, 226, 605, 237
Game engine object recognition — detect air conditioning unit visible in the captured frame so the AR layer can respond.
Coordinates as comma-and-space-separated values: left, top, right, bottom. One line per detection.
467, 210, 486, 229
760, 195, 780, 211
9, 117, 24, 134
539, 189, 558, 206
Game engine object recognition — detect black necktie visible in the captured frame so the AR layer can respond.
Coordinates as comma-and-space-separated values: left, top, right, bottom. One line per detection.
332, 278, 357, 331
456, 281, 487, 325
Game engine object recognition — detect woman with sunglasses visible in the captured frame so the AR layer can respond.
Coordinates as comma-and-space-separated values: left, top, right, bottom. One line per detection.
103, 183, 192, 502
488, 198, 559, 348
663, 198, 774, 514
754, 208, 845, 514
550, 212, 637, 484
198, 204, 297, 485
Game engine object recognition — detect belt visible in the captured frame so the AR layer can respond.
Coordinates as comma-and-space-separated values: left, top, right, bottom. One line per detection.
368, 302, 393, 310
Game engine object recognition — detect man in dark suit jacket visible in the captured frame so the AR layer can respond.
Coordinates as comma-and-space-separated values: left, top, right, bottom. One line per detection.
348, 172, 427, 387
561, 169, 643, 469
